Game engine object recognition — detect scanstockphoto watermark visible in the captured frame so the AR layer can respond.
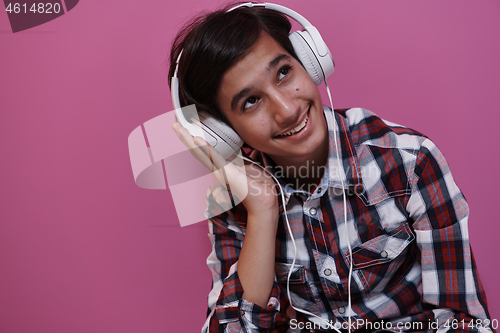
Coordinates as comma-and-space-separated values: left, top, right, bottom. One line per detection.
238, 158, 379, 197
289, 318, 426, 331
198, 152, 376, 225
289, 318, 498, 331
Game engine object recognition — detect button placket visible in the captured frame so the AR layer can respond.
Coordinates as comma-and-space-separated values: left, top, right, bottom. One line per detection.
303, 197, 320, 220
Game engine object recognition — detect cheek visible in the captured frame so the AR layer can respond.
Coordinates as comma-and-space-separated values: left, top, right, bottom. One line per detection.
236, 118, 271, 146
294, 75, 317, 96
258, 118, 268, 128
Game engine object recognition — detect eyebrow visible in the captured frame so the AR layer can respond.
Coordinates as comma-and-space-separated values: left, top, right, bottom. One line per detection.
230, 54, 291, 111
267, 54, 290, 71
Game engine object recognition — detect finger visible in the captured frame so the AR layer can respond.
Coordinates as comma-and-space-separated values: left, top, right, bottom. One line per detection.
171, 122, 219, 170
192, 136, 230, 170
171, 122, 198, 150
171, 123, 246, 191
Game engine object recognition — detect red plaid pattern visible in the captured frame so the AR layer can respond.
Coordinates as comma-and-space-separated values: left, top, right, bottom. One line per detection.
202, 107, 492, 333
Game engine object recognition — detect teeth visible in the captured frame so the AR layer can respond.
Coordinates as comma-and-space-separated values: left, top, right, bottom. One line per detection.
279, 113, 308, 137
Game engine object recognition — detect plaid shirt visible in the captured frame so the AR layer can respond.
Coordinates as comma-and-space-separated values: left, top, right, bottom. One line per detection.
202, 107, 492, 333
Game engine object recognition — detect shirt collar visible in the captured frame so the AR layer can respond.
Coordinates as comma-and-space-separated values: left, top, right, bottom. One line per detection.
324, 107, 363, 191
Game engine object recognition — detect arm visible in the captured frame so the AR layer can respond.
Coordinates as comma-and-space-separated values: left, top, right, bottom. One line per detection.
170, 122, 285, 332
407, 138, 493, 332
239, 207, 280, 307
201, 190, 282, 333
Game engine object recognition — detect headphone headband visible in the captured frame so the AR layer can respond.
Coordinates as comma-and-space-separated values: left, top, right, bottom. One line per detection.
172, 2, 334, 109
227, 2, 312, 28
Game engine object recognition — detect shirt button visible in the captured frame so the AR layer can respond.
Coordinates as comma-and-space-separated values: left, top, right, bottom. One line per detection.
316, 187, 323, 194
380, 250, 388, 258
240, 309, 245, 316
338, 306, 345, 314
324, 268, 332, 276
309, 208, 317, 215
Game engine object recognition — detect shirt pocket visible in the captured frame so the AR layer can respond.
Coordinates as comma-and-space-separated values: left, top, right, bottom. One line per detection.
275, 262, 317, 309
344, 223, 415, 295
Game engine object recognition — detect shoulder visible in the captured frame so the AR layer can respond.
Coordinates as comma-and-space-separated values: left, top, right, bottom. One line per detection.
334, 107, 427, 151
332, 108, 443, 206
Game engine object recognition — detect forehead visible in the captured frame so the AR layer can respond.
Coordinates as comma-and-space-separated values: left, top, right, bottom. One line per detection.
229, 33, 287, 72
217, 33, 291, 106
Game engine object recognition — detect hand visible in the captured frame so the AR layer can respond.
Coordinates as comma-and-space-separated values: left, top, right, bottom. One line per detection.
171, 122, 280, 217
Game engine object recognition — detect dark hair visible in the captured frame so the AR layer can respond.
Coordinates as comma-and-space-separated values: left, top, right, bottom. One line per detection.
168, 2, 299, 123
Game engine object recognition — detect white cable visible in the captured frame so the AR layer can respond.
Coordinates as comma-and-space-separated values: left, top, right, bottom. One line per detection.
325, 81, 353, 332
240, 82, 353, 332
240, 155, 341, 333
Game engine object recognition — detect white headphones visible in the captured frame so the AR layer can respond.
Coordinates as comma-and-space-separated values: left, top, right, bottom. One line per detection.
170, 2, 335, 159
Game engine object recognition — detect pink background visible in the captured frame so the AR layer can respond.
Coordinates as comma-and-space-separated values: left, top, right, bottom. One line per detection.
1, 1, 498, 332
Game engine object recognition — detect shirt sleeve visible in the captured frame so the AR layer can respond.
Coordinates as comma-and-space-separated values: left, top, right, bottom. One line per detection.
201, 187, 281, 333
406, 138, 493, 333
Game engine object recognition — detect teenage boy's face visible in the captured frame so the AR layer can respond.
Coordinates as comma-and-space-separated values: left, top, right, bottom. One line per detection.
216, 33, 328, 167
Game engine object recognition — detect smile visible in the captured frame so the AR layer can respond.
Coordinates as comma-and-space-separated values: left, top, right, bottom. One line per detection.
277, 111, 309, 137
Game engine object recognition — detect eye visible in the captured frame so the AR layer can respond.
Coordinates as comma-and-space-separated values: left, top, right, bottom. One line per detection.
278, 65, 292, 82
242, 96, 259, 111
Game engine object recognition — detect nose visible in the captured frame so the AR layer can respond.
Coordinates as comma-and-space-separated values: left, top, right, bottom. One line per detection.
268, 87, 300, 126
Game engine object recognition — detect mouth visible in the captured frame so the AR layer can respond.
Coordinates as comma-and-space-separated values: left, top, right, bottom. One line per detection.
276, 108, 310, 138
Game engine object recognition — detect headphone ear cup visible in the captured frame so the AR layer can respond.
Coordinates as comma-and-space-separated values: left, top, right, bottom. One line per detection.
198, 111, 244, 148
289, 31, 325, 86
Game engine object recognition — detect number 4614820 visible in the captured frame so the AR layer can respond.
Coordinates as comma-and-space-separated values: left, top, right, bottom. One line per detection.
5, 3, 61, 14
